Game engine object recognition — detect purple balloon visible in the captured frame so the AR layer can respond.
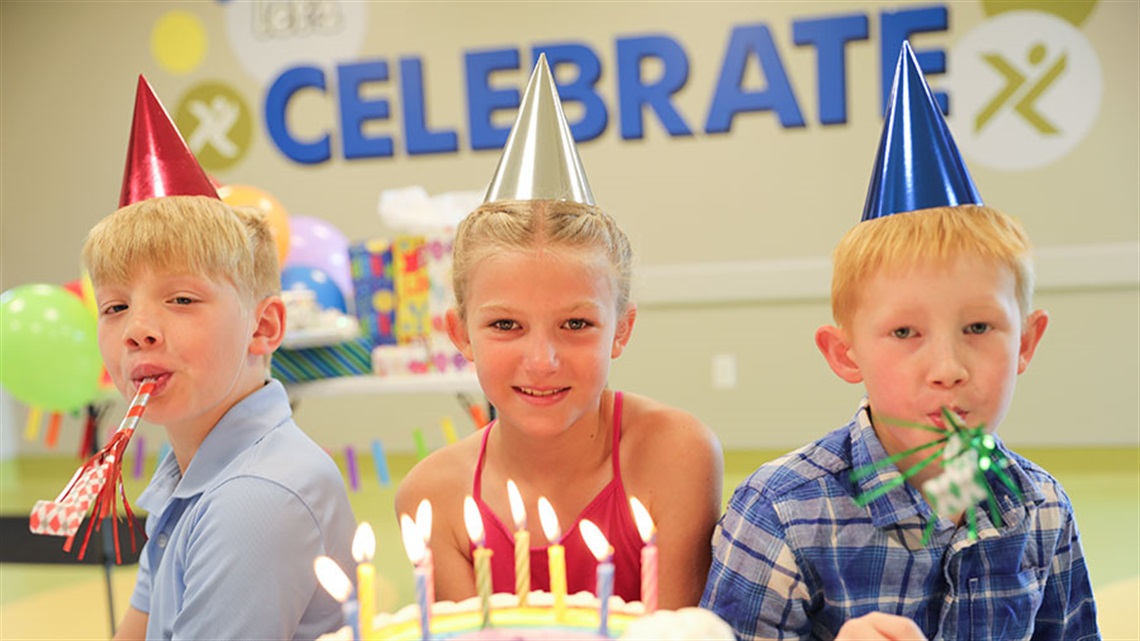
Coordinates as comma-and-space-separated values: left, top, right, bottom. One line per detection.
283, 215, 353, 300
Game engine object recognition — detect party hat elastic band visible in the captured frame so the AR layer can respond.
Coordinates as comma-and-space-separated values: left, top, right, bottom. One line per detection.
120, 75, 218, 207
30, 378, 156, 562
483, 53, 595, 205
860, 41, 982, 221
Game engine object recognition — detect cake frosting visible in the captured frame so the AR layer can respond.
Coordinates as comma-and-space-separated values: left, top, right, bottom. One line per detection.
318, 591, 734, 640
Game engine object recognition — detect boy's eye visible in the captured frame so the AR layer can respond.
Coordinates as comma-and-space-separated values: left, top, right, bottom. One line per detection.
490, 319, 518, 331
965, 322, 990, 335
171, 296, 195, 305
891, 327, 914, 339
564, 318, 591, 330
102, 304, 128, 316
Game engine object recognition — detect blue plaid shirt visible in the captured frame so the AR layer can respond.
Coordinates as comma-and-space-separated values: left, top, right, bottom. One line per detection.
701, 400, 1099, 640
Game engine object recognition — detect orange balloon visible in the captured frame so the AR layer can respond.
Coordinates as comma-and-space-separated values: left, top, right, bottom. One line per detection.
216, 184, 291, 265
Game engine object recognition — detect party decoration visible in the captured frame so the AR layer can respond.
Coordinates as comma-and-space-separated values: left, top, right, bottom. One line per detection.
119, 75, 219, 207
285, 215, 353, 302
29, 378, 156, 562
861, 41, 982, 221
344, 445, 359, 492
850, 408, 1021, 543
0, 284, 103, 412
282, 265, 347, 313
371, 439, 391, 487
484, 53, 595, 205
216, 183, 292, 264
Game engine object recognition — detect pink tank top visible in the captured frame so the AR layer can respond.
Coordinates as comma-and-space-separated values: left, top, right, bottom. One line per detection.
472, 391, 643, 601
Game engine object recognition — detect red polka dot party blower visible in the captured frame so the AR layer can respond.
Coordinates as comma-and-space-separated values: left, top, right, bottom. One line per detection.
28, 378, 156, 562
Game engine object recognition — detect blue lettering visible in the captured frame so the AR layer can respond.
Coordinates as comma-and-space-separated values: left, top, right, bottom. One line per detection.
465, 49, 521, 151
265, 66, 331, 164
615, 35, 693, 140
400, 58, 459, 155
337, 61, 394, 158
706, 24, 804, 133
532, 43, 607, 142
792, 14, 868, 125
881, 6, 949, 114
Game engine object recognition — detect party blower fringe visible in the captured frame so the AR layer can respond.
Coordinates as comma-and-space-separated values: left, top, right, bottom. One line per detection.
850, 407, 1022, 543
28, 378, 156, 562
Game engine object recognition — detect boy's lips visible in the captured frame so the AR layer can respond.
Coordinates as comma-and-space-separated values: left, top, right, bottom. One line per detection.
928, 407, 968, 429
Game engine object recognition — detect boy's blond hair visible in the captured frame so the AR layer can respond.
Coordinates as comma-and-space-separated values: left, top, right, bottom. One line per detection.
830, 205, 1035, 328
451, 199, 633, 319
82, 195, 280, 304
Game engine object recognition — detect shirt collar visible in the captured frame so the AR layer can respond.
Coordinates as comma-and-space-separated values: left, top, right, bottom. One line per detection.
135, 379, 292, 510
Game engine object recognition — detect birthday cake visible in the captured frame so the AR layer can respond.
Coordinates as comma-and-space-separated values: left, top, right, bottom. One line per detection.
320, 591, 734, 640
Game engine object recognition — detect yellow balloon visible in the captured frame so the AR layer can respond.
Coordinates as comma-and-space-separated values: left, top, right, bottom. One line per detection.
216, 184, 292, 265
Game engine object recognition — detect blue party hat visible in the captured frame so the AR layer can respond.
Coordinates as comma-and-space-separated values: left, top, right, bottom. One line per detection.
861, 42, 981, 221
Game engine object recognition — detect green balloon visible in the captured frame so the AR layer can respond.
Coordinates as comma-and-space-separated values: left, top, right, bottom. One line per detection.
0, 284, 103, 412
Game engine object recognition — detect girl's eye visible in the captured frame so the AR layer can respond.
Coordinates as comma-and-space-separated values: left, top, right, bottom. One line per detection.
891, 327, 914, 339
564, 318, 591, 330
965, 322, 990, 335
491, 319, 518, 331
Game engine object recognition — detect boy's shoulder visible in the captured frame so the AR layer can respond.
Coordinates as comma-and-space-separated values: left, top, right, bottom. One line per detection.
733, 423, 856, 506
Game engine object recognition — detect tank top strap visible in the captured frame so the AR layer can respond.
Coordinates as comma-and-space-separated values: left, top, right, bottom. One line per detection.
473, 421, 494, 499
611, 391, 623, 478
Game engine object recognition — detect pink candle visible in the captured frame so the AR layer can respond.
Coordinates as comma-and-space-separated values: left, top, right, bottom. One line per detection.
630, 497, 658, 612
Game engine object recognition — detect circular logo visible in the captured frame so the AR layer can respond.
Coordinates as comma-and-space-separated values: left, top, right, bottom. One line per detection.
174, 81, 254, 172
222, 0, 368, 84
945, 10, 1102, 171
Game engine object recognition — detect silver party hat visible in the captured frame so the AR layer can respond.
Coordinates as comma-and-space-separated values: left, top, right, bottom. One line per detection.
483, 54, 595, 205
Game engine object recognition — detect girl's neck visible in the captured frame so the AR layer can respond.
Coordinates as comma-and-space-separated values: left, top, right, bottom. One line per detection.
491, 391, 614, 487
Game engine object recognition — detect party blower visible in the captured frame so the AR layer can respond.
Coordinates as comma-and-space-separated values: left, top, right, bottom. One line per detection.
29, 378, 156, 562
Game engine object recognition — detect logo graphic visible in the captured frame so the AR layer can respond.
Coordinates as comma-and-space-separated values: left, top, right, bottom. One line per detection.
222, 0, 368, 84
174, 82, 253, 172
946, 9, 1102, 171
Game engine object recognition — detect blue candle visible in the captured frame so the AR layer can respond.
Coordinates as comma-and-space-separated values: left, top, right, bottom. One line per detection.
415, 564, 432, 639
579, 519, 614, 638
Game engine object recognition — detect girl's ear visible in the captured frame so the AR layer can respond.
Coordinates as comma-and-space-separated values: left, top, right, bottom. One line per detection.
815, 324, 863, 384
250, 296, 286, 356
611, 304, 637, 359
446, 308, 474, 362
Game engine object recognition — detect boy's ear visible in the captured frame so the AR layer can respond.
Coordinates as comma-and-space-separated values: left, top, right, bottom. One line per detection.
249, 296, 286, 356
445, 308, 473, 362
1017, 309, 1049, 374
815, 325, 863, 384
611, 304, 637, 359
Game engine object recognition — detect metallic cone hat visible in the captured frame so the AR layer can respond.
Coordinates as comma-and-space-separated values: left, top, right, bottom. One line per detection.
861, 42, 981, 222
483, 54, 595, 205
119, 75, 218, 207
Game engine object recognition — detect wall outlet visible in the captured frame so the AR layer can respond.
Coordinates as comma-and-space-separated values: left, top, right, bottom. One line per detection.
712, 353, 737, 390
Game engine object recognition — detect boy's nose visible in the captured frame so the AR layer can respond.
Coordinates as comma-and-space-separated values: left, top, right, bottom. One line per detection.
124, 313, 162, 349
927, 340, 968, 388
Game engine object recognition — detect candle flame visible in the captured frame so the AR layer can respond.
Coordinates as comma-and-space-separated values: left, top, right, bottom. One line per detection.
415, 498, 433, 544
537, 496, 561, 542
506, 479, 527, 530
352, 522, 376, 563
629, 497, 656, 544
579, 519, 610, 562
314, 555, 352, 603
463, 495, 485, 547
400, 513, 426, 564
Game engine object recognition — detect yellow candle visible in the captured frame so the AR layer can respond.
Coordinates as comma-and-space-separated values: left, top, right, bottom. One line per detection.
538, 496, 566, 622
352, 523, 376, 640
464, 495, 494, 628
507, 480, 531, 605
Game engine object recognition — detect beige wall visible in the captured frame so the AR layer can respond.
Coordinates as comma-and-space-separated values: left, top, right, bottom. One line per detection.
2, 1, 1136, 454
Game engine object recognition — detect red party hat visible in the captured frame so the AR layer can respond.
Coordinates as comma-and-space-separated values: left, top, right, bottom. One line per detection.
119, 74, 218, 207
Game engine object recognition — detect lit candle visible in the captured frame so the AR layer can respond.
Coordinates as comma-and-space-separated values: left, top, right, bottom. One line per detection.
538, 497, 566, 622
464, 495, 494, 628
580, 519, 614, 638
506, 480, 531, 605
352, 523, 376, 639
630, 497, 658, 613
401, 514, 432, 640
415, 499, 436, 605
314, 555, 358, 640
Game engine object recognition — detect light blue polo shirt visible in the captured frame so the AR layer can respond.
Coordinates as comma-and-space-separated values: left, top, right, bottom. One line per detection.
131, 379, 357, 640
